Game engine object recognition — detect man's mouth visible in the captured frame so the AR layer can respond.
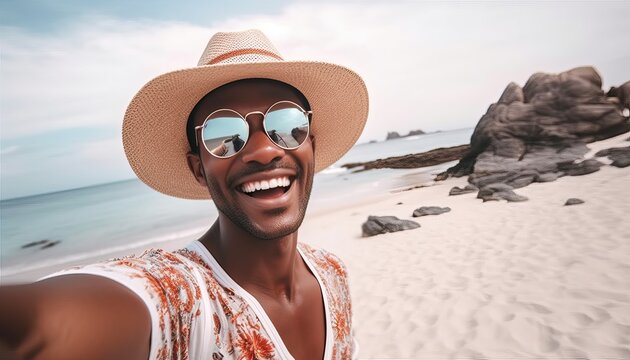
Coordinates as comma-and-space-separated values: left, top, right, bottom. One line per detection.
238, 176, 294, 199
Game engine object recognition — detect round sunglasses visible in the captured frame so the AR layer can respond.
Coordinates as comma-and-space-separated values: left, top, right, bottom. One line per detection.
195, 100, 312, 158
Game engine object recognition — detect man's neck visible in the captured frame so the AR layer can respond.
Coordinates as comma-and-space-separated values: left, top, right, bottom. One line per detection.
199, 216, 302, 302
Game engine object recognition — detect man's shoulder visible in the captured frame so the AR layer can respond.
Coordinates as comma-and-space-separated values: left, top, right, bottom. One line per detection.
298, 242, 348, 279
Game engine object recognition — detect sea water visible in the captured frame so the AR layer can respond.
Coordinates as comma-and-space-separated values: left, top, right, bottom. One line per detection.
0, 127, 473, 277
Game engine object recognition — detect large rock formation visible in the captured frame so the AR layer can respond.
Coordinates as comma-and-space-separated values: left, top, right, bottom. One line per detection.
437, 67, 630, 191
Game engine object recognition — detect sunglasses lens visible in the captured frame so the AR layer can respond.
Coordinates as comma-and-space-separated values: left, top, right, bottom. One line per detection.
264, 103, 310, 150
201, 111, 249, 158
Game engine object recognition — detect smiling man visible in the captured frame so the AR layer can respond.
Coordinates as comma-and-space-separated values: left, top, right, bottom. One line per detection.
0, 29, 368, 359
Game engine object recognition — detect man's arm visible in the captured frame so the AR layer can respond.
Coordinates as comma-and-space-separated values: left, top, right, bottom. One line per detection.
0, 275, 151, 360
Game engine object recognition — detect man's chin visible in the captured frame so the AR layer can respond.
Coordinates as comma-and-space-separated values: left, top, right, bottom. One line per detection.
242, 215, 304, 240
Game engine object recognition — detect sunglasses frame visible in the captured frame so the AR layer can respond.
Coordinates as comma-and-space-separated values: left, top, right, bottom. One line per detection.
195, 100, 312, 158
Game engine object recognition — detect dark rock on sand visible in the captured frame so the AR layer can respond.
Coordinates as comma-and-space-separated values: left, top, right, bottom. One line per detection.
343, 144, 469, 172
477, 183, 528, 202
412, 206, 451, 217
362, 215, 420, 237
436, 66, 630, 193
565, 198, 585, 206
595, 145, 630, 168
557, 158, 604, 176
449, 184, 478, 196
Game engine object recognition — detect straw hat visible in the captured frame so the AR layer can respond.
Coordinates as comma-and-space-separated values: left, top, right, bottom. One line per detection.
122, 29, 369, 199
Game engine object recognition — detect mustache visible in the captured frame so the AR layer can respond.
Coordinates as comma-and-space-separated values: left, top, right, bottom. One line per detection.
227, 159, 300, 187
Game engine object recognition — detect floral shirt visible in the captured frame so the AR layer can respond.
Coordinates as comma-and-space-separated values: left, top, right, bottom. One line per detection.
44, 241, 355, 359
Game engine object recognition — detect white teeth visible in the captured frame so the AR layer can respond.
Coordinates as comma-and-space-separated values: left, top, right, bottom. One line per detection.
241, 176, 292, 193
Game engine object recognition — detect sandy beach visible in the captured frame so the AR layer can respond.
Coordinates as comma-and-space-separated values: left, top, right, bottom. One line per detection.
300, 132, 630, 359
3, 133, 629, 359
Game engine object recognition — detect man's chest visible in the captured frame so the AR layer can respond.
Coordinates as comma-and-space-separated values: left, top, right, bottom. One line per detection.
251, 273, 326, 360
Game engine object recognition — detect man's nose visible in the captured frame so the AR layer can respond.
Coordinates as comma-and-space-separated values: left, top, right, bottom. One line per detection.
240, 114, 284, 165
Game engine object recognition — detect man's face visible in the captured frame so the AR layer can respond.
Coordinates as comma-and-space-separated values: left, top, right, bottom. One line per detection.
189, 79, 315, 240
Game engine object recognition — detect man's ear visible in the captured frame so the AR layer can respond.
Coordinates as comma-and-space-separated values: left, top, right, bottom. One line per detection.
186, 151, 207, 187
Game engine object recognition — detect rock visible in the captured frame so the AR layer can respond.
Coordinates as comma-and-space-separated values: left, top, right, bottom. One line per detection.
362, 216, 420, 237
396, 202, 403, 205
449, 184, 478, 195
21, 240, 50, 249
412, 206, 451, 217
477, 183, 528, 202
40, 240, 61, 249
607, 81, 630, 110
21, 239, 61, 249
343, 144, 469, 171
536, 172, 560, 182
438, 66, 629, 192
564, 198, 585, 206
385, 129, 426, 141
386, 131, 402, 140
595, 145, 630, 168
407, 129, 426, 136
557, 158, 604, 176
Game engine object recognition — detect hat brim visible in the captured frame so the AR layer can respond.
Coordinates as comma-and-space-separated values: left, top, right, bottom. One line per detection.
122, 61, 369, 199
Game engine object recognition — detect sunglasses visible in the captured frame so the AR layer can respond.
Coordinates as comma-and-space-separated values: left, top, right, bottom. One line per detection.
195, 100, 312, 158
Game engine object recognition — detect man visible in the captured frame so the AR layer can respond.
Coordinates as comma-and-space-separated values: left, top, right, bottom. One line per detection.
0, 29, 368, 360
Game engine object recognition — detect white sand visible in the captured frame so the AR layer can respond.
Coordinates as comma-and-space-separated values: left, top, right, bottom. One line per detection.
300, 132, 630, 359
5, 132, 629, 358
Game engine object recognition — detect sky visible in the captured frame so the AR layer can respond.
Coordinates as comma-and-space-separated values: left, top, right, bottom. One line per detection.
1, 0, 629, 200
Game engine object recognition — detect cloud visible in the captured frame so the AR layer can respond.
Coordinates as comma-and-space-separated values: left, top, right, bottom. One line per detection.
3, 3, 629, 141
1, 18, 212, 139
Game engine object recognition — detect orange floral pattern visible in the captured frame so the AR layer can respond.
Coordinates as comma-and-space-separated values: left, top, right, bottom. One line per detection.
52, 242, 353, 359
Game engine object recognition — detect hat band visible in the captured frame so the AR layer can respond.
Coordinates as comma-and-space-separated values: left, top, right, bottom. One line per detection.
206, 48, 283, 65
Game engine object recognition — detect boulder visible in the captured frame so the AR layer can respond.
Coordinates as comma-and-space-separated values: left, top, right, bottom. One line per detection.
436, 66, 629, 195
449, 184, 478, 195
557, 158, 604, 176
362, 216, 420, 237
412, 206, 451, 217
564, 198, 585, 206
595, 145, 630, 168
477, 183, 528, 202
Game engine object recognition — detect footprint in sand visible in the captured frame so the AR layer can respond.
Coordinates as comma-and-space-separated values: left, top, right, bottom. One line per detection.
566, 312, 594, 327
520, 302, 552, 314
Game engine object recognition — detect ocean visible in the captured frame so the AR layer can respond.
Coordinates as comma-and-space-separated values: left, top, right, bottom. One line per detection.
0, 127, 473, 278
